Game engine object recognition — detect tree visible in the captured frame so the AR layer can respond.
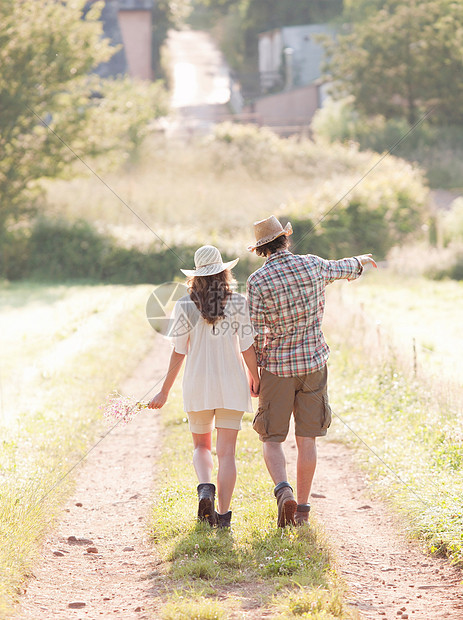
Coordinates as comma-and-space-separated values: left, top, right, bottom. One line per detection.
0, 0, 168, 244
326, 0, 463, 125
190, 0, 342, 73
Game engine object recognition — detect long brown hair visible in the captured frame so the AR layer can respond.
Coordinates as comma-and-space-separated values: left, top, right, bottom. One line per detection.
187, 269, 235, 325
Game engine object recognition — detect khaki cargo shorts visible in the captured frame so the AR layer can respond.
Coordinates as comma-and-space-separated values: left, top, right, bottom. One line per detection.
252, 365, 332, 442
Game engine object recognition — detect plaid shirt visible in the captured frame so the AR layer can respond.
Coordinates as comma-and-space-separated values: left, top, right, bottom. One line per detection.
246, 251, 362, 377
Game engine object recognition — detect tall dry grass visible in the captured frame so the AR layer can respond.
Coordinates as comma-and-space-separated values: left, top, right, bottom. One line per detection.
323, 270, 463, 563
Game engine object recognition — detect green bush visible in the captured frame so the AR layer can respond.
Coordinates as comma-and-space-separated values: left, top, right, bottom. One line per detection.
288, 200, 392, 259
0, 229, 30, 281
442, 198, 463, 246
312, 97, 435, 156
425, 250, 463, 281
312, 98, 463, 189
283, 155, 428, 260
28, 218, 108, 281
0, 217, 258, 284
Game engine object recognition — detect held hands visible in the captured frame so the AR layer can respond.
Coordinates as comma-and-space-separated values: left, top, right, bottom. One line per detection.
148, 390, 168, 410
249, 374, 260, 398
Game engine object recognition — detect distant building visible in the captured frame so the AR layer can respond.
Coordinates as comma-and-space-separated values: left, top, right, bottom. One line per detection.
89, 0, 154, 80
248, 24, 334, 134
258, 24, 333, 93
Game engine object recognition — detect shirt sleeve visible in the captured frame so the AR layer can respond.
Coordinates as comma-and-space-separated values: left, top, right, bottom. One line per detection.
315, 255, 363, 284
168, 300, 190, 355
246, 279, 267, 367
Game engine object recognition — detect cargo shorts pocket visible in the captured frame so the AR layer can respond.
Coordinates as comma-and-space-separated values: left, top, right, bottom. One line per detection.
252, 402, 269, 436
322, 394, 332, 430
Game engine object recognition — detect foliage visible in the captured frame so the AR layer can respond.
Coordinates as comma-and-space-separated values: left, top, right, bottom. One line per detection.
0, 0, 168, 244
2, 216, 255, 284
424, 197, 463, 280
425, 249, 463, 281
326, 0, 463, 125
312, 97, 463, 190
152, 0, 192, 78
2, 124, 430, 281
190, 0, 342, 73
0, 0, 109, 234
312, 97, 432, 155
210, 123, 429, 261
442, 198, 463, 246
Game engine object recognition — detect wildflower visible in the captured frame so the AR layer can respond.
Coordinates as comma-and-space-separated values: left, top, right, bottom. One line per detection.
100, 392, 149, 425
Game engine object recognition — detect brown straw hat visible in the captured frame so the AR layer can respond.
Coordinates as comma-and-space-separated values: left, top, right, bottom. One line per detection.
180, 245, 239, 277
248, 215, 293, 252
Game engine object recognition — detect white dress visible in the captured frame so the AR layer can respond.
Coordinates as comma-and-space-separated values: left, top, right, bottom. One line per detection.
170, 293, 255, 413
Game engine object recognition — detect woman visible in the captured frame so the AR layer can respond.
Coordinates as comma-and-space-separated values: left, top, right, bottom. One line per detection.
148, 245, 259, 528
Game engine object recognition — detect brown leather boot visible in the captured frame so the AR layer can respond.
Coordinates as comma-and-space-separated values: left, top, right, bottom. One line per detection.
274, 482, 297, 527
197, 483, 216, 526
215, 510, 232, 529
295, 503, 311, 526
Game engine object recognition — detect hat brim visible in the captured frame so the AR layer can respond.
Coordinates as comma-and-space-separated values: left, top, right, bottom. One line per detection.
180, 257, 239, 277
247, 222, 292, 252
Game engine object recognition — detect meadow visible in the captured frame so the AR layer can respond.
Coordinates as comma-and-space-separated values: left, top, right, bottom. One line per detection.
0, 281, 157, 616
324, 270, 463, 564
38, 122, 427, 268
3, 123, 462, 616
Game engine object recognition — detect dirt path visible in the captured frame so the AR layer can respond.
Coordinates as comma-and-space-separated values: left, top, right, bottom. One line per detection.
165, 29, 231, 135
286, 438, 463, 619
16, 334, 172, 620
16, 339, 463, 619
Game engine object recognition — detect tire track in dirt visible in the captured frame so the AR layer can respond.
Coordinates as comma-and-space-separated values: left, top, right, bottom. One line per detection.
286, 437, 463, 619
16, 336, 463, 619
16, 333, 171, 620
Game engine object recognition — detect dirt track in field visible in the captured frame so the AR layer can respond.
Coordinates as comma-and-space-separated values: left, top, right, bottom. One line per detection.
15, 333, 463, 619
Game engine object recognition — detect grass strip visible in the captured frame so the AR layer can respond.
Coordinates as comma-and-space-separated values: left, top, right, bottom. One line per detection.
150, 386, 356, 619
0, 283, 156, 617
324, 282, 463, 565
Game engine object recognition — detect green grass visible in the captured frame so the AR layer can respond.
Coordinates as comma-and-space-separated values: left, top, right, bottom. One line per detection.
0, 281, 157, 617
149, 389, 356, 619
323, 270, 463, 564
326, 269, 463, 384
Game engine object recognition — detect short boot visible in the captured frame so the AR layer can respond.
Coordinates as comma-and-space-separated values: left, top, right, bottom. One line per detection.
274, 482, 297, 527
295, 503, 311, 526
197, 483, 216, 526
215, 510, 232, 529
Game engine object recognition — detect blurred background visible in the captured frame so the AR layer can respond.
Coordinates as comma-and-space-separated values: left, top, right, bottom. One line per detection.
1, 0, 462, 285
2, 4, 463, 612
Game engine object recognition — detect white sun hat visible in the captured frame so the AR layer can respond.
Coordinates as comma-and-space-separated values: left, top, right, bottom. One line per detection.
180, 245, 239, 277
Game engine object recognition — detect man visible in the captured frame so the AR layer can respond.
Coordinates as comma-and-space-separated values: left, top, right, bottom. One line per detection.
246, 215, 377, 527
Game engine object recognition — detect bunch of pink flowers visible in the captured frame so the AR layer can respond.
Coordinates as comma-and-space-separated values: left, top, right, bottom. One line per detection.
100, 392, 149, 425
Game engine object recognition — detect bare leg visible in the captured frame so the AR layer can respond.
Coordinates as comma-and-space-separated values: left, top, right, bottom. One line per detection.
191, 432, 213, 483
295, 436, 316, 504
216, 428, 238, 513
262, 441, 288, 485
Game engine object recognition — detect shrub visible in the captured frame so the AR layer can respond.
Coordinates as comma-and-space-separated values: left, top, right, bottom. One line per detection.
312, 98, 463, 190
0, 217, 258, 284
425, 248, 463, 281
284, 157, 428, 260
27, 218, 107, 281
442, 198, 463, 246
